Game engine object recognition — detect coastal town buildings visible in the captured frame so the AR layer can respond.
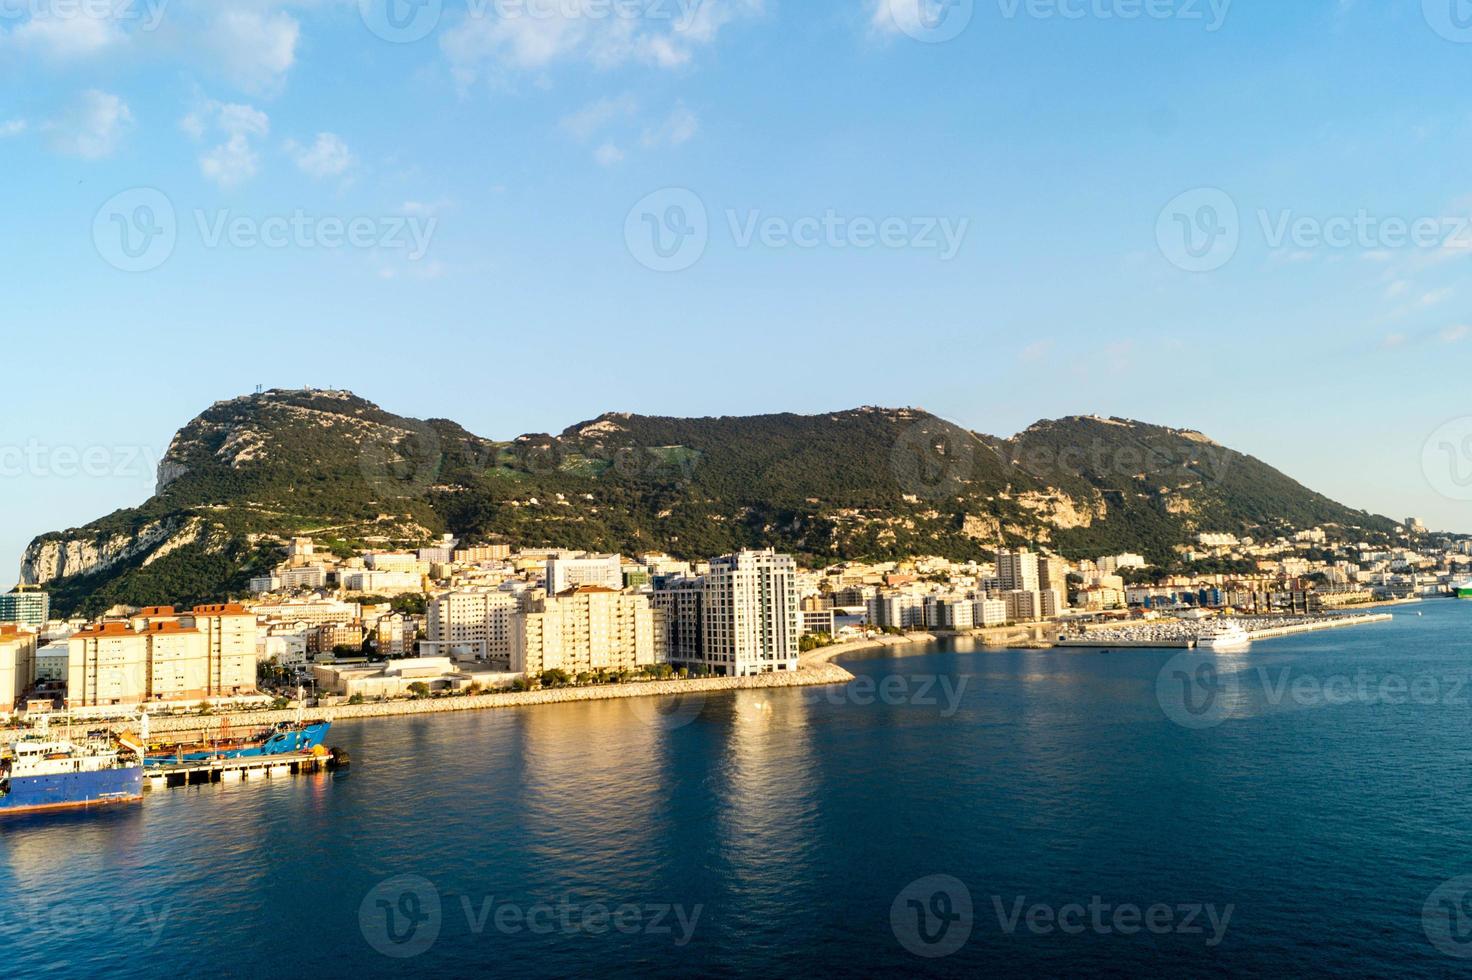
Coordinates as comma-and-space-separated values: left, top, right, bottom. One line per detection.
0, 625, 37, 710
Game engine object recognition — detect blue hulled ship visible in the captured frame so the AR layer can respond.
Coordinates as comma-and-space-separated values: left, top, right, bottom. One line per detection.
0, 735, 144, 816
143, 720, 331, 766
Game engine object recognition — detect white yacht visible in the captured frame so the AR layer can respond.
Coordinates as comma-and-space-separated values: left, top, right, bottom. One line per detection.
1197, 622, 1252, 651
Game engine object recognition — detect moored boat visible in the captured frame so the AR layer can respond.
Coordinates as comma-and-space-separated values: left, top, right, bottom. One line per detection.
1198, 622, 1252, 651
0, 734, 144, 816
142, 720, 331, 767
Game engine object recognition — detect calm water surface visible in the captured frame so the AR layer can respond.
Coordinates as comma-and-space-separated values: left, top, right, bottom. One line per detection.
8, 601, 1472, 977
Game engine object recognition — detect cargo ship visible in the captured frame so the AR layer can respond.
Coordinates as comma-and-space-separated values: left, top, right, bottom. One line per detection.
0, 734, 144, 816
143, 719, 331, 767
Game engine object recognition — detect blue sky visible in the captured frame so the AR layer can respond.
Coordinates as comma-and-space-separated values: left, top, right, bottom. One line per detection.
4, 0, 1472, 583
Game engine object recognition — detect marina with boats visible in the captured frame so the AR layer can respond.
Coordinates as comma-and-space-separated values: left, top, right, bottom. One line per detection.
1055, 612, 1395, 649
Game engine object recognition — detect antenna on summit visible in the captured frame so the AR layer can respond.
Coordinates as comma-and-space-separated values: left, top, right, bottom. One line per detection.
255, 385, 264, 394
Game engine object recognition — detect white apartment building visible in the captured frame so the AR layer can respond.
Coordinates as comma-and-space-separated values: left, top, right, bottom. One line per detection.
253, 599, 362, 628
973, 597, 1009, 627
426, 589, 524, 670
545, 554, 624, 595
700, 550, 800, 676
996, 549, 1040, 592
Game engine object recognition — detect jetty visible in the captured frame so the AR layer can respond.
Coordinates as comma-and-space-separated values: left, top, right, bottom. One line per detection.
143, 749, 337, 791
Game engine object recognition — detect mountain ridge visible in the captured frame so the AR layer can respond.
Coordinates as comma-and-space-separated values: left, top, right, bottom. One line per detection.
20, 389, 1400, 616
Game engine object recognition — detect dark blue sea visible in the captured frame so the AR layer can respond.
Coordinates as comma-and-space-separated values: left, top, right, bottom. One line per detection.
8, 601, 1472, 977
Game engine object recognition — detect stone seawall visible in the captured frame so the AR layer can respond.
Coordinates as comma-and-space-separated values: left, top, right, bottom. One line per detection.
128, 662, 858, 734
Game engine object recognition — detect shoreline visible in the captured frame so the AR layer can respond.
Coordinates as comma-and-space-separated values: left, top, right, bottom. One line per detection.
87, 633, 951, 735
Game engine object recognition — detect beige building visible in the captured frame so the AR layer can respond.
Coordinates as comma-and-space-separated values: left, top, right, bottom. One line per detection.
140, 621, 209, 702
187, 604, 258, 696
511, 587, 659, 677
67, 623, 149, 707
0, 625, 38, 710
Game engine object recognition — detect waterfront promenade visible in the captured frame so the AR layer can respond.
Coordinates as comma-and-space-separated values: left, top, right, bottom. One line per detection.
98, 636, 955, 735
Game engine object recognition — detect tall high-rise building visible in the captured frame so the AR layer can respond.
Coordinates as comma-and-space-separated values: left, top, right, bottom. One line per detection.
426, 589, 524, 670
651, 578, 704, 669
996, 549, 1040, 592
700, 550, 800, 677
510, 587, 659, 677
1037, 556, 1070, 609
545, 554, 624, 594
0, 589, 49, 627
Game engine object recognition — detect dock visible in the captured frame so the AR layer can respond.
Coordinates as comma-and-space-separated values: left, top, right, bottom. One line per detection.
144, 750, 333, 791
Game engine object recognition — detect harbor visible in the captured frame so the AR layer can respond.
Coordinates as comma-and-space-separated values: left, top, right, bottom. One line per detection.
1055, 612, 1395, 649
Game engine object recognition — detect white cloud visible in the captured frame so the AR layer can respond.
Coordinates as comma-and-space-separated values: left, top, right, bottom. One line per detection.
205, 9, 300, 95
0, 119, 27, 138
47, 89, 132, 159
642, 102, 698, 147
559, 94, 638, 141
593, 142, 624, 166
1443, 324, 1470, 343
441, 0, 762, 87
184, 99, 270, 187
286, 132, 354, 178
3, 13, 126, 59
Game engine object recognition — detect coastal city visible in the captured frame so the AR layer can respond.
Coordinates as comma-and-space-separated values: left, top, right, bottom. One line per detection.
2, 518, 1465, 722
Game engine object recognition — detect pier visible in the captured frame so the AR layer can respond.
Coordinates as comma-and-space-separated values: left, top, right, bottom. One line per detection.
143, 750, 333, 791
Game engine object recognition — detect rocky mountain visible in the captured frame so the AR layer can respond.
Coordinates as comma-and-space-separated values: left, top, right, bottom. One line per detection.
21, 390, 1398, 615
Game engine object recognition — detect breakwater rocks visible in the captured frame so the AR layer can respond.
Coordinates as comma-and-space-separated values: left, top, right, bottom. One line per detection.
134, 662, 858, 733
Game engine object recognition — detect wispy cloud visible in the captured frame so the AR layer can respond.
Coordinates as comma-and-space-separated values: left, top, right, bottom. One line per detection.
46, 89, 132, 159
